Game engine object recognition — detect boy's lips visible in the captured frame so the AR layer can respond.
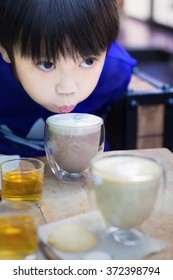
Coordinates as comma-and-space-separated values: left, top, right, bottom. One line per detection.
58, 105, 76, 113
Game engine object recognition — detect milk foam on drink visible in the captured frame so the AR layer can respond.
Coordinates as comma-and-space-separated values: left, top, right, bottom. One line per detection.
92, 156, 162, 229
47, 113, 102, 130
46, 113, 104, 173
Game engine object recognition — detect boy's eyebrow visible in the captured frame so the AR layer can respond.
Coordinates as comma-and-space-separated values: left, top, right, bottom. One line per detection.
33, 51, 53, 61
32, 48, 104, 62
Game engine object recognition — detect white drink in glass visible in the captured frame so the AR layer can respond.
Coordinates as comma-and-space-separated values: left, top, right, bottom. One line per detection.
90, 153, 164, 245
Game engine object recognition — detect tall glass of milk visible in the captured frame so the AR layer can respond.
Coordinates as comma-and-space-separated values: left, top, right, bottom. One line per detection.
89, 152, 165, 245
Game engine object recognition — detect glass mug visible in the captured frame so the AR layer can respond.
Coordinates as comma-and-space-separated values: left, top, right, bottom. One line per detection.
1, 158, 44, 204
89, 152, 165, 245
45, 113, 105, 182
0, 201, 38, 260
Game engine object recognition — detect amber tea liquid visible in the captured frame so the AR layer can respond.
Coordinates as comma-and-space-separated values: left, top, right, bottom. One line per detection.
0, 215, 38, 259
2, 169, 44, 203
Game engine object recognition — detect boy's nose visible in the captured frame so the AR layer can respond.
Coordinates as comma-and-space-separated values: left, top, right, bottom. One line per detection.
55, 77, 77, 96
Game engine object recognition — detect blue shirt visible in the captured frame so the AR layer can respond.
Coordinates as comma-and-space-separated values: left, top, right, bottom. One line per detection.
0, 42, 137, 156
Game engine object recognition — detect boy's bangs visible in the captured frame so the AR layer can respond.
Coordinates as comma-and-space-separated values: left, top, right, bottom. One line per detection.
0, 0, 119, 61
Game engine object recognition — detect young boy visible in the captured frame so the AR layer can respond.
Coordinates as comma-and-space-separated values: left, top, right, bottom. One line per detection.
0, 0, 136, 156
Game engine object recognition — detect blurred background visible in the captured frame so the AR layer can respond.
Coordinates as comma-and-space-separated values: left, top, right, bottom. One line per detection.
105, 0, 173, 152
117, 0, 173, 52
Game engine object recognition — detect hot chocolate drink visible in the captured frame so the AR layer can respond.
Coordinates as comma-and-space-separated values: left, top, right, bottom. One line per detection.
45, 113, 104, 180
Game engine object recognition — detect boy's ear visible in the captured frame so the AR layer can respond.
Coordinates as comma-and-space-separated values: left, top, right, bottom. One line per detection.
0, 46, 11, 63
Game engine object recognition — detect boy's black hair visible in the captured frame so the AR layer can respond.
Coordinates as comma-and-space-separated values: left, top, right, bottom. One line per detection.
0, 0, 119, 62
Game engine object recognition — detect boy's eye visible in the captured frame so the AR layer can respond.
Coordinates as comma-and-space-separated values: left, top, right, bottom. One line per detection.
37, 61, 55, 71
80, 58, 96, 68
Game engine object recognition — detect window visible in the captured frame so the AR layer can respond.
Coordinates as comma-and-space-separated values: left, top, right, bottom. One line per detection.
153, 0, 173, 28
123, 0, 152, 20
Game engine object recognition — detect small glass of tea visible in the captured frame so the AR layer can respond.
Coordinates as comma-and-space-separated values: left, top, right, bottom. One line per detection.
0, 201, 38, 260
0, 158, 44, 204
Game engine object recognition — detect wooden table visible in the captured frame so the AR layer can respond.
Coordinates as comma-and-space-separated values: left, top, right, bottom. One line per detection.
35, 147, 173, 260
1, 148, 172, 259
